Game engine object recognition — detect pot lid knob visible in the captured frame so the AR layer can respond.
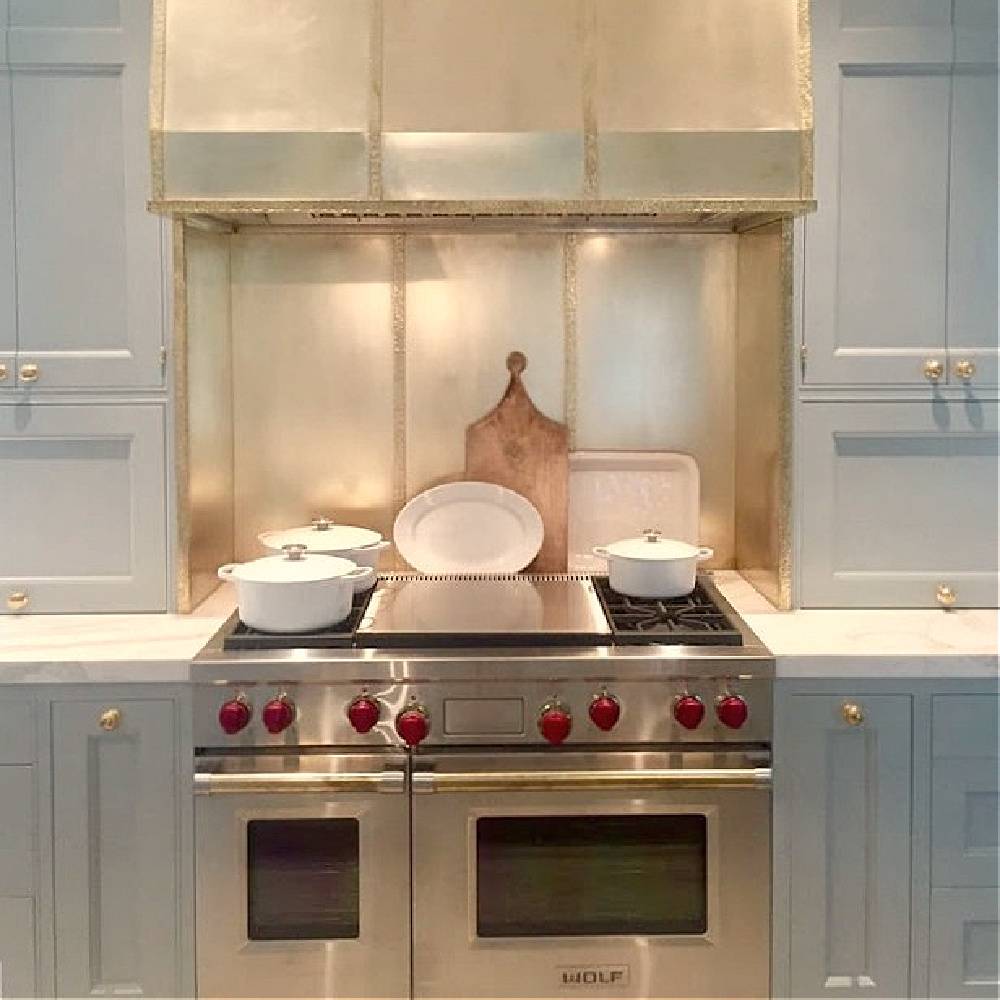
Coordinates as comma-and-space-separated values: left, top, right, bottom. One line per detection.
281, 543, 308, 560
643, 528, 662, 543
311, 516, 334, 531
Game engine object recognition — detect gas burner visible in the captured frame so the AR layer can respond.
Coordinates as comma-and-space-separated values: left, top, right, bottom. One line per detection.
592, 577, 743, 646
223, 587, 376, 651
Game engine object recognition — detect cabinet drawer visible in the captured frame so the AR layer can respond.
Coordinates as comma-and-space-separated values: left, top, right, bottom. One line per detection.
933, 695, 999, 758
929, 888, 1000, 998
0, 701, 34, 763
0, 766, 34, 895
932, 758, 999, 887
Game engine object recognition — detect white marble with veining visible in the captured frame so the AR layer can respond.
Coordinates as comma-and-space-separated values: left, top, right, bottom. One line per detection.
0, 586, 235, 682
712, 572, 999, 678
0, 574, 996, 682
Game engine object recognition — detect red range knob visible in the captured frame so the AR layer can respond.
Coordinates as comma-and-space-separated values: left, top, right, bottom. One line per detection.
396, 706, 430, 746
218, 697, 251, 736
347, 696, 381, 734
716, 694, 749, 730
588, 694, 621, 732
539, 705, 572, 745
674, 694, 706, 731
261, 696, 296, 734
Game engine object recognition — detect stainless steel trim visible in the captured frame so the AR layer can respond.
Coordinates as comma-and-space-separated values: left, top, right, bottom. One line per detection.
412, 766, 771, 794
194, 769, 406, 795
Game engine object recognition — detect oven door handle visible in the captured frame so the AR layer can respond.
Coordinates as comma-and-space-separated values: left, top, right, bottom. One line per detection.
194, 769, 406, 795
411, 766, 771, 794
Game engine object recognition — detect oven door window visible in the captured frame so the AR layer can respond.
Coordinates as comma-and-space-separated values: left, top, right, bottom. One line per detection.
476, 814, 706, 937
247, 818, 359, 940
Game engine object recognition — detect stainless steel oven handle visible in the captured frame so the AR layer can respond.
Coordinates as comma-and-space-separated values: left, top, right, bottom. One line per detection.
411, 767, 771, 794
194, 769, 406, 795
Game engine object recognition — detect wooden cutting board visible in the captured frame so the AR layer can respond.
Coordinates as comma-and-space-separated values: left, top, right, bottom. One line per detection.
465, 351, 568, 572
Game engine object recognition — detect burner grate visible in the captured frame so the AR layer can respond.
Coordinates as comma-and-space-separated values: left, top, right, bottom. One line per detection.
223, 587, 376, 651
592, 577, 743, 646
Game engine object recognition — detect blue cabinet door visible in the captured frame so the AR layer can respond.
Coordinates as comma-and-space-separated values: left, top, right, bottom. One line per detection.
51, 697, 184, 999
784, 693, 913, 998
1, 0, 165, 390
0, 403, 168, 612
797, 399, 999, 608
803, 0, 998, 387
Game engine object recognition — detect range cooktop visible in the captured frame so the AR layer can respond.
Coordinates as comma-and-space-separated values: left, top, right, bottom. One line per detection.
220, 574, 745, 652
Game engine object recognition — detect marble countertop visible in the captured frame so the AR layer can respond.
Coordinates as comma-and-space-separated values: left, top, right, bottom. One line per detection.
0, 573, 995, 683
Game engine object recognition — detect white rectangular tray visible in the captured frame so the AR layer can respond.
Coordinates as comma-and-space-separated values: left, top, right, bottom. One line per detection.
568, 451, 700, 573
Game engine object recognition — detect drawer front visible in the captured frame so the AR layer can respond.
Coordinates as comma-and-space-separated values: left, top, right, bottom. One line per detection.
929, 889, 1000, 999
0, 766, 35, 895
932, 758, 999, 887
0, 701, 34, 763
933, 695, 999, 758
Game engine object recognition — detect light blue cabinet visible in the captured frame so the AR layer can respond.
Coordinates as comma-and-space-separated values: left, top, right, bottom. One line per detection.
777, 688, 913, 998
50, 693, 192, 999
803, 0, 998, 388
797, 399, 999, 608
775, 679, 1000, 1000
0, 403, 168, 613
0, 698, 38, 1000
927, 694, 999, 998
0, 0, 165, 391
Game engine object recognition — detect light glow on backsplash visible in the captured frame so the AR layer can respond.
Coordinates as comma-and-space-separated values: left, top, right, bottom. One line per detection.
201, 229, 739, 568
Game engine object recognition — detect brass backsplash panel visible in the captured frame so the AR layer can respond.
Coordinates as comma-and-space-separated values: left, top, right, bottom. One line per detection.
734, 220, 793, 609
177, 229, 768, 601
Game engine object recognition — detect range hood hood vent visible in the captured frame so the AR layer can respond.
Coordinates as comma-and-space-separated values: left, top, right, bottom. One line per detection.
150, 0, 814, 229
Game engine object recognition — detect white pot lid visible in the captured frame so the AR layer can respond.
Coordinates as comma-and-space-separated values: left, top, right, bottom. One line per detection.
225, 547, 359, 583
258, 517, 383, 552
602, 530, 701, 561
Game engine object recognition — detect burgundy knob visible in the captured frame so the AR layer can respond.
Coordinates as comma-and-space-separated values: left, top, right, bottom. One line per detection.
588, 694, 621, 732
674, 694, 706, 731
347, 696, 381, 734
539, 705, 572, 745
262, 696, 296, 734
218, 698, 251, 736
396, 707, 430, 746
716, 694, 749, 729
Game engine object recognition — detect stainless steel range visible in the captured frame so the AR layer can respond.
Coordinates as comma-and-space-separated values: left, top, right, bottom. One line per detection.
192, 573, 773, 1000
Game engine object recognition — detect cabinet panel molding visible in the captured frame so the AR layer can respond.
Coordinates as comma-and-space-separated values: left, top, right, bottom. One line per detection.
51, 698, 181, 998
929, 888, 1000, 998
786, 693, 913, 998
0, 896, 37, 1000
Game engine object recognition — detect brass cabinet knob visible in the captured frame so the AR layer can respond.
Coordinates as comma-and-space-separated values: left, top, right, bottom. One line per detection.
936, 585, 957, 608
19, 363, 39, 383
6, 591, 28, 611
842, 703, 864, 727
954, 360, 976, 381
922, 359, 944, 382
0, 362, 7, 381
99, 708, 122, 732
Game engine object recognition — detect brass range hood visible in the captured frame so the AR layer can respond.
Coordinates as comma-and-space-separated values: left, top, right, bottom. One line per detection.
149, 0, 814, 231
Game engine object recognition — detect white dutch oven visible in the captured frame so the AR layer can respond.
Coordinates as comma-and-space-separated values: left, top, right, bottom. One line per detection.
218, 545, 374, 633
593, 529, 713, 598
258, 517, 389, 592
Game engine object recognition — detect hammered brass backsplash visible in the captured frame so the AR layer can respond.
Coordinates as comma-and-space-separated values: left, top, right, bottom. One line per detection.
177, 225, 791, 608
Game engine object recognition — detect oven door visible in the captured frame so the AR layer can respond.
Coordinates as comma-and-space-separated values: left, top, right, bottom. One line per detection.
411, 750, 771, 1000
194, 751, 409, 1000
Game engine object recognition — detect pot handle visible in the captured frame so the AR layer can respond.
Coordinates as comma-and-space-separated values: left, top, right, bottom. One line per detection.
344, 566, 375, 585
696, 547, 714, 561
592, 546, 610, 559
217, 564, 238, 581
359, 539, 391, 553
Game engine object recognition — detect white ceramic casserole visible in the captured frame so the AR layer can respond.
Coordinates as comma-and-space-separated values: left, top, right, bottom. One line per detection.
218, 545, 374, 632
593, 529, 713, 598
258, 517, 389, 592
